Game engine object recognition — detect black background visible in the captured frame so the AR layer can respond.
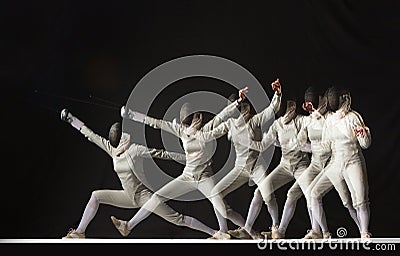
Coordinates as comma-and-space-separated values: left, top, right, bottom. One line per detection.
1, 0, 400, 252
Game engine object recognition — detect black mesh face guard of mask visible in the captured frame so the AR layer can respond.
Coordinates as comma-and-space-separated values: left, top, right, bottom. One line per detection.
227, 93, 238, 105
317, 94, 329, 116
190, 112, 203, 130
304, 86, 318, 109
326, 86, 339, 112
227, 93, 241, 117
239, 101, 253, 122
180, 102, 194, 126
283, 100, 297, 124
109, 122, 122, 148
180, 102, 204, 129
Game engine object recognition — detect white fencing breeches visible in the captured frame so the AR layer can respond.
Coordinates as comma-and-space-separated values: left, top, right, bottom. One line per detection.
258, 161, 308, 203
94, 188, 185, 223
76, 188, 186, 234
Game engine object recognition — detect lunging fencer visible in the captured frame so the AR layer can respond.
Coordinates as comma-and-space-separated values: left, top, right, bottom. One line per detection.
310, 87, 372, 239
60, 109, 220, 238
110, 87, 251, 240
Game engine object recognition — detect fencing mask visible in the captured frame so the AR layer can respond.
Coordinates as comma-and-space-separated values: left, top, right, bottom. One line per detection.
316, 94, 329, 116
227, 93, 238, 105
109, 122, 122, 148
180, 102, 203, 131
326, 86, 339, 112
283, 100, 297, 124
239, 101, 253, 123
180, 102, 194, 126
304, 86, 319, 109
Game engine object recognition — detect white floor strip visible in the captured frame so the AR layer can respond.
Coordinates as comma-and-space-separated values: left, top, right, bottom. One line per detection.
0, 238, 399, 243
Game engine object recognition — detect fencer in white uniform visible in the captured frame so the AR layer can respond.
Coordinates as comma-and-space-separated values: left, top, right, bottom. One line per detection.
289, 89, 333, 239
235, 100, 311, 239
310, 87, 372, 239
60, 109, 219, 238
233, 87, 330, 239
295, 88, 362, 239
110, 88, 250, 240
189, 79, 282, 240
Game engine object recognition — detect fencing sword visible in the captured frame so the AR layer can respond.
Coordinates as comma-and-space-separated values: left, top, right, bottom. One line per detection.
34, 89, 121, 111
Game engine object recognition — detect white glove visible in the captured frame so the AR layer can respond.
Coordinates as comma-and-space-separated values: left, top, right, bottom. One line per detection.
61, 109, 84, 130
120, 106, 128, 118
121, 106, 146, 123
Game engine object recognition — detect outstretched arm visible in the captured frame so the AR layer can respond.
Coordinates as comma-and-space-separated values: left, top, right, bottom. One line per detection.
196, 121, 230, 142
144, 116, 183, 137
60, 109, 114, 157
121, 106, 182, 137
133, 144, 186, 162
80, 126, 115, 157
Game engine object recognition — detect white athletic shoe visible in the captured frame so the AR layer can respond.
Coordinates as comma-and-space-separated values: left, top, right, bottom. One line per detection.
271, 230, 285, 239
361, 232, 372, 242
63, 229, 85, 239
261, 225, 283, 239
208, 230, 231, 240
323, 232, 332, 239
228, 227, 251, 239
303, 229, 323, 239
111, 216, 131, 237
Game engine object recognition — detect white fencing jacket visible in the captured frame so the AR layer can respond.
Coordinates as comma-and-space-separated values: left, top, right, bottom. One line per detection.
195, 92, 282, 171
143, 100, 240, 179
245, 114, 310, 169
320, 109, 371, 164
80, 126, 185, 203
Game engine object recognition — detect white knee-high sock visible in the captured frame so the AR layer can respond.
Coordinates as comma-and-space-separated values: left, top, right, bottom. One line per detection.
278, 198, 297, 234
127, 196, 161, 230
311, 197, 329, 233
307, 207, 313, 227
347, 206, 361, 232
309, 207, 321, 233
266, 197, 279, 226
127, 207, 152, 231
211, 197, 229, 233
226, 208, 245, 227
183, 216, 216, 236
214, 208, 228, 233
76, 194, 99, 233
244, 192, 263, 232
356, 204, 370, 233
